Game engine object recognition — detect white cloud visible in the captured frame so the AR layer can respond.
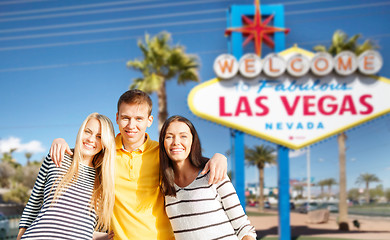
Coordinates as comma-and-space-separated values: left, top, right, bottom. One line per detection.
318, 158, 325, 162
0, 136, 45, 154
350, 158, 357, 162
386, 167, 390, 171
289, 149, 307, 158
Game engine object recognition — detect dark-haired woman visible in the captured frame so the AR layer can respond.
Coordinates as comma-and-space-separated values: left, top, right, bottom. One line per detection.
159, 115, 256, 240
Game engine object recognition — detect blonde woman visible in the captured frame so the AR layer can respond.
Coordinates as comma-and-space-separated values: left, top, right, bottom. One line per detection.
17, 113, 115, 240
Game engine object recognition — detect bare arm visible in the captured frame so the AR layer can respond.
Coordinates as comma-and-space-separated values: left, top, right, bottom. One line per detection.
201, 153, 227, 185
17, 228, 26, 240
49, 138, 72, 167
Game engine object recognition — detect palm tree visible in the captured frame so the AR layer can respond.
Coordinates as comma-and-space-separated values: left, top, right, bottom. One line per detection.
317, 179, 328, 198
245, 145, 276, 212
25, 152, 32, 165
356, 173, 380, 204
313, 30, 377, 56
314, 30, 377, 231
323, 178, 337, 199
127, 32, 199, 131
337, 132, 348, 230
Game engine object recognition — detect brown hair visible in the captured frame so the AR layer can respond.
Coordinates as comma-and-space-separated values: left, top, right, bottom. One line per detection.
159, 115, 208, 197
117, 89, 153, 115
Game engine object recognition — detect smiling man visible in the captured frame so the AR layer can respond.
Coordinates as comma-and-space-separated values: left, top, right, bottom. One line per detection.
50, 89, 227, 240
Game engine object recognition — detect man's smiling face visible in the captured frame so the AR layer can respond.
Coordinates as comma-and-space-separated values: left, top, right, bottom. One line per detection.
116, 102, 153, 151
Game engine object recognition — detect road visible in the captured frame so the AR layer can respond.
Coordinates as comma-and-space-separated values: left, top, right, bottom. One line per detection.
247, 206, 390, 240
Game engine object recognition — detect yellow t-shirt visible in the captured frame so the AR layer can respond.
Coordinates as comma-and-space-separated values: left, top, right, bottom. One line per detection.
111, 133, 174, 240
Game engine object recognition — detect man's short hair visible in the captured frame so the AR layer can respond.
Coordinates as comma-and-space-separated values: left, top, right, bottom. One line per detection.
117, 89, 153, 116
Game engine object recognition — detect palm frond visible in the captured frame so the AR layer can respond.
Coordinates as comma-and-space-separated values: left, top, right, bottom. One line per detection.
313, 30, 377, 56
138, 41, 149, 59
332, 30, 347, 49
343, 33, 361, 52
177, 68, 199, 84
313, 45, 327, 52
129, 74, 163, 93
355, 173, 380, 185
126, 59, 145, 70
356, 40, 378, 56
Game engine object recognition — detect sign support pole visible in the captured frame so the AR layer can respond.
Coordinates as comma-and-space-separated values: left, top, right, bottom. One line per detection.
277, 146, 290, 240
229, 5, 246, 209
228, 4, 291, 239
232, 130, 246, 209
307, 147, 311, 203
272, 6, 291, 240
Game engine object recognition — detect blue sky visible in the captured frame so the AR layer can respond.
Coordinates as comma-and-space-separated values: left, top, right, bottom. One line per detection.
0, 0, 389, 194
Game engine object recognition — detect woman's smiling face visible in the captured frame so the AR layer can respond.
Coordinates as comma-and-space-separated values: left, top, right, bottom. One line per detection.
80, 118, 102, 160
163, 121, 193, 164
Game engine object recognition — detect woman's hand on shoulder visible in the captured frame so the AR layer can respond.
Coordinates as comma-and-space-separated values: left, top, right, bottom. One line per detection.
49, 138, 72, 167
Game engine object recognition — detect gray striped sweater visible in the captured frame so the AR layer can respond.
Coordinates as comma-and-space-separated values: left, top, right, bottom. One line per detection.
19, 154, 97, 240
165, 172, 257, 240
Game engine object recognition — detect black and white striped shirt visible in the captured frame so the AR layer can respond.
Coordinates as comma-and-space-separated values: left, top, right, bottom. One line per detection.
165, 172, 256, 240
19, 154, 97, 240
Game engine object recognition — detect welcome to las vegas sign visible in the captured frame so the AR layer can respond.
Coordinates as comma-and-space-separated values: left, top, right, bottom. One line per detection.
188, 46, 390, 149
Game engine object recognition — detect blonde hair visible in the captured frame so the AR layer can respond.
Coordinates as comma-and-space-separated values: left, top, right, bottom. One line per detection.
52, 113, 115, 231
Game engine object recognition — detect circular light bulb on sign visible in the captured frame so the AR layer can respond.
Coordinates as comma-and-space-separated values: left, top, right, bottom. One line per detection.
238, 53, 262, 78
311, 52, 334, 76
262, 53, 286, 77
286, 53, 310, 77
213, 54, 239, 80
358, 50, 383, 75
334, 51, 357, 76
